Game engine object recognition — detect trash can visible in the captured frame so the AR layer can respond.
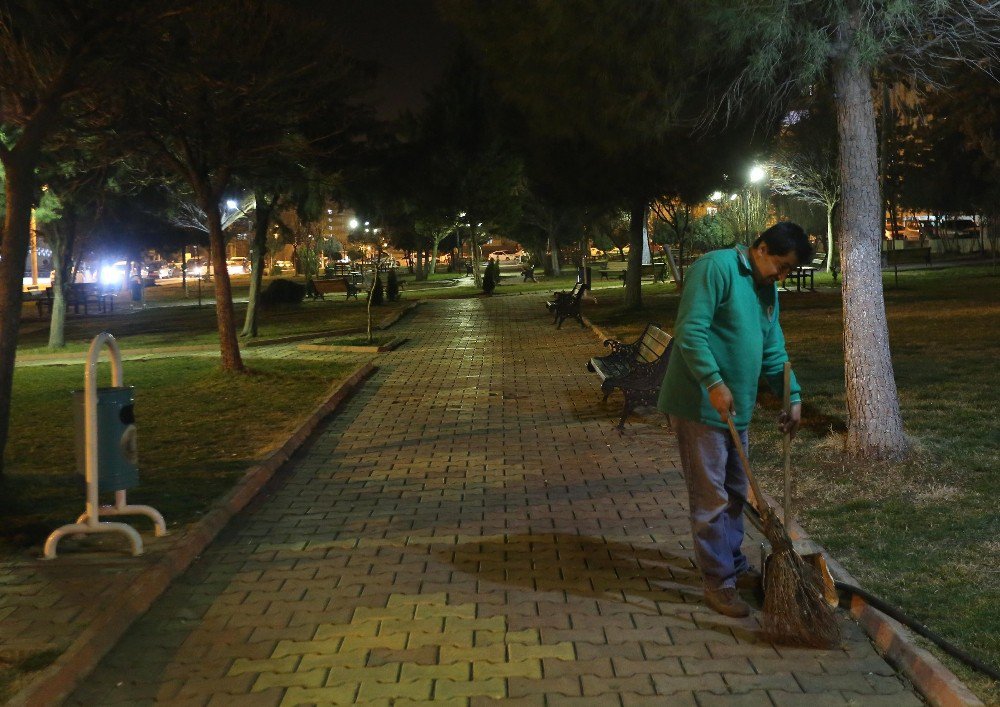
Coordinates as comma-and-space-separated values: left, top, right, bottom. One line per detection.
73, 386, 139, 491
130, 278, 143, 303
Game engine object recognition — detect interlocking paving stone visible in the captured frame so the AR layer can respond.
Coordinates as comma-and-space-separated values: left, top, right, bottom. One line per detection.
66, 296, 919, 705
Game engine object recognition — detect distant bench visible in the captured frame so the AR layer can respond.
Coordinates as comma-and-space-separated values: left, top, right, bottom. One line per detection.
36, 283, 116, 317
307, 277, 359, 300
587, 323, 673, 428
545, 282, 588, 328
883, 246, 931, 282
596, 261, 669, 284
598, 261, 628, 280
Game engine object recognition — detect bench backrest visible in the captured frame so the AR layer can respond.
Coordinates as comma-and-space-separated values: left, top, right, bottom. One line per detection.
885, 247, 931, 264
637, 324, 672, 363
314, 277, 349, 291
605, 261, 628, 272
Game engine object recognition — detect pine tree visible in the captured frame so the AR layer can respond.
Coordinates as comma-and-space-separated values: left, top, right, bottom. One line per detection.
371, 274, 385, 306
387, 268, 400, 302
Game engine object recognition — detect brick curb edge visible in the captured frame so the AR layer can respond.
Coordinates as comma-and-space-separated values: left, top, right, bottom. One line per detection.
377, 300, 420, 330
578, 313, 982, 707
8, 361, 377, 707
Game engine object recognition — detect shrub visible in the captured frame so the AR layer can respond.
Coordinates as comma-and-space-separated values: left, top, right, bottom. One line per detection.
386, 268, 400, 302
259, 278, 306, 306
370, 274, 384, 305
483, 259, 498, 295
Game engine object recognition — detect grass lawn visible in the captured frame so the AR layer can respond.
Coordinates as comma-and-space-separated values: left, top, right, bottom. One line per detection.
0, 356, 359, 553
16, 277, 409, 355
585, 264, 999, 702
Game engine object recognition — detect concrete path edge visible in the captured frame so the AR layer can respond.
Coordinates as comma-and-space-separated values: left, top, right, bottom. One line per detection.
8, 361, 377, 707
578, 312, 982, 707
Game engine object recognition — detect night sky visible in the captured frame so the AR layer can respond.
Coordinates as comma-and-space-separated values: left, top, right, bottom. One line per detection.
315, 0, 458, 119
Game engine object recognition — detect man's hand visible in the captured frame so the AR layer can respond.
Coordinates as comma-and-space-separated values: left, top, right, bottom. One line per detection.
778, 402, 802, 438
708, 383, 735, 421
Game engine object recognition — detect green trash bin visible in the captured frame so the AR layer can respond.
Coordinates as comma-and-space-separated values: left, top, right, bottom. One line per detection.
73, 386, 139, 491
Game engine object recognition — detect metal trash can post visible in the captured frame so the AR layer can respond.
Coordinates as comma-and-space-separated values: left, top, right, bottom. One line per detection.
43, 332, 167, 559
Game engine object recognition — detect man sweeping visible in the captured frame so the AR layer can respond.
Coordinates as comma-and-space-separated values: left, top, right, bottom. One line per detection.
658, 222, 813, 618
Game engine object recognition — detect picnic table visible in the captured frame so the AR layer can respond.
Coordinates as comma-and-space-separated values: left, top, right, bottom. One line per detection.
781, 254, 830, 292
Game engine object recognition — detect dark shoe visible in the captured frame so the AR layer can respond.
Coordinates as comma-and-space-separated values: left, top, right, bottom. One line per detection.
736, 567, 763, 593
704, 587, 751, 618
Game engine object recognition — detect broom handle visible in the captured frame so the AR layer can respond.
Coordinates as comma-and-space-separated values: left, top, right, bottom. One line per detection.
725, 416, 768, 513
783, 362, 792, 525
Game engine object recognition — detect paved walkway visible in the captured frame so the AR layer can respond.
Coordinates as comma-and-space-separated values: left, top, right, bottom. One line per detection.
65, 296, 919, 706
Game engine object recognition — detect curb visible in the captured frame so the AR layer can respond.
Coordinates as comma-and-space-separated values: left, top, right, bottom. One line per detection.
577, 311, 981, 707
8, 362, 377, 707
297, 337, 406, 354
377, 300, 420, 330
768, 498, 983, 707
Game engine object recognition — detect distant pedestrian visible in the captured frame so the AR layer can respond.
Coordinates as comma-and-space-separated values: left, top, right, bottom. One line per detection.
657, 222, 812, 618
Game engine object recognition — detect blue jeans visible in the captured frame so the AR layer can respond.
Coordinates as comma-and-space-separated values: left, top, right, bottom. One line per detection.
670, 415, 751, 590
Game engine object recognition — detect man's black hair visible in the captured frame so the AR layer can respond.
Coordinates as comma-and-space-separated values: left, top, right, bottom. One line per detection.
753, 222, 813, 264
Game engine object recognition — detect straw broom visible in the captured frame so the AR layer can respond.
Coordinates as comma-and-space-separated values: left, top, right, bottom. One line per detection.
725, 365, 840, 648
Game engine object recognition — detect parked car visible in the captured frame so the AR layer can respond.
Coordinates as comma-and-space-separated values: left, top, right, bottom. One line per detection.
486, 250, 525, 263
148, 260, 178, 279
934, 218, 979, 238
226, 257, 249, 275
184, 259, 209, 278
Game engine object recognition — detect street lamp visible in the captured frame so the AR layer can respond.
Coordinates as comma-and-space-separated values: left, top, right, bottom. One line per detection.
749, 165, 766, 184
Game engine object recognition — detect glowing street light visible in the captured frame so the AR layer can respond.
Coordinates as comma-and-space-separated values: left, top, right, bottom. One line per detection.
710, 191, 723, 201
226, 199, 238, 209
349, 218, 359, 230
748, 165, 766, 184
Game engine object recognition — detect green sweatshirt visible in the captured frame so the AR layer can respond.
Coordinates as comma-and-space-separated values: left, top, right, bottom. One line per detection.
657, 245, 801, 431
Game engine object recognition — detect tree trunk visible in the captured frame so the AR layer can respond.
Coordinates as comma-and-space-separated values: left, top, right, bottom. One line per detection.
663, 242, 681, 289
242, 191, 272, 339
429, 239, 440, 276
548, 233, 560, 276
825, 202, 836, 272
0, 160, 36, 474
366, 257, 377, 344
415, 247, 426, 281
833, 54, 907, 460
48, 207, 77, 349
623, 199, 646, 310
202, 197, 245, 372
533, 245, 547, 275
471, 227, 483, 287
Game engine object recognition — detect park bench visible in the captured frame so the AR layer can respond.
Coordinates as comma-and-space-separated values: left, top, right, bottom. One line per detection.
37, 283, 116, 317
597, 261, 628, 281
546, 281, 583, 312
587, 323, 673, 429
597, 260, 669, 285
307, 277, 359, 300
883, 246, 932, 286
546, 282, 588, 328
